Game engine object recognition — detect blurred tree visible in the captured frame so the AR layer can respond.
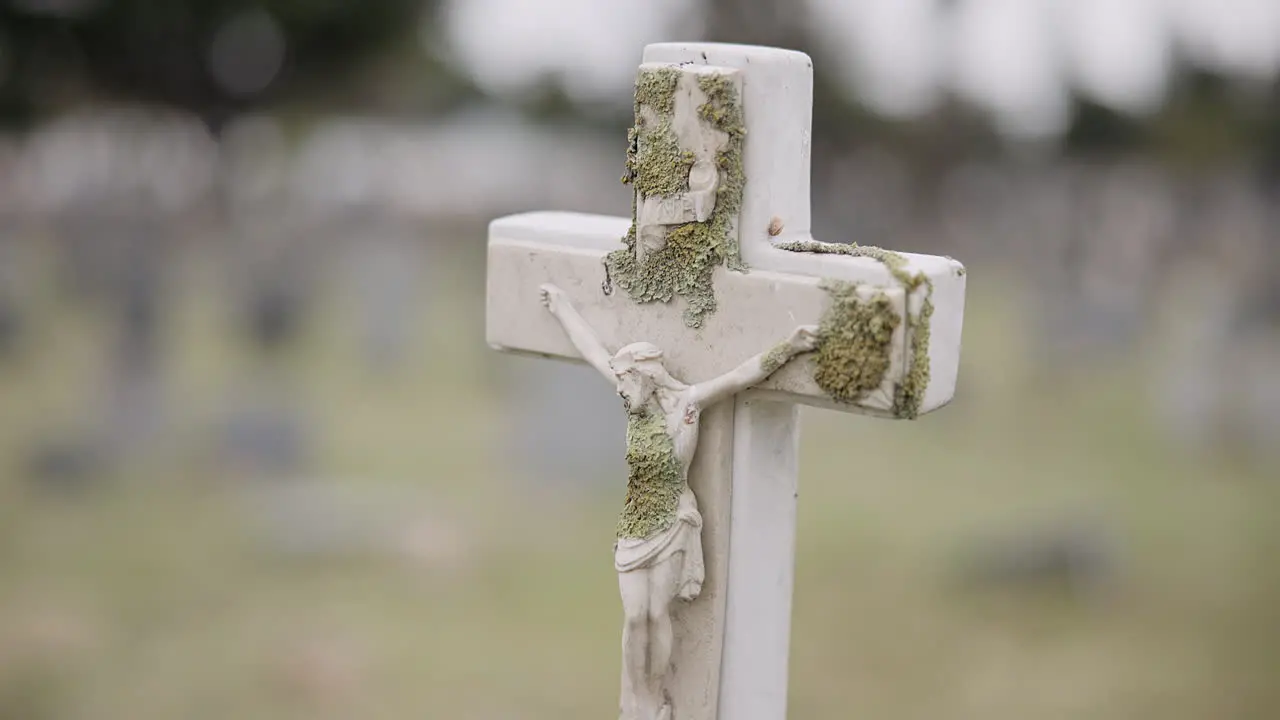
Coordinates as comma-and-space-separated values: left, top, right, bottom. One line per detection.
0, 0, 473, 133
1149, 66, 1254, 172
700, 0, 880, 170
700, 0, 1002, 210
1062, 98, 1149, 157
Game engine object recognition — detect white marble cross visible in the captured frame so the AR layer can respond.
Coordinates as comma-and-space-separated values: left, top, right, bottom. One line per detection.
486, 43, 966, 720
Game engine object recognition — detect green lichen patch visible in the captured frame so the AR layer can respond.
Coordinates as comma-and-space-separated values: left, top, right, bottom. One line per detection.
630, 119, 695, 198
774, 239, 925, 291
622, 68, 687, 192
779, 239, 935, 418
617, 404, 684, 540
606, 69, 747, 329
698, 73, 747, 273
894, 283, 934, 420
604, 221, 721, 325
760, 341, 793, 376
813, 281, 901, 404
634, 67, 680, 116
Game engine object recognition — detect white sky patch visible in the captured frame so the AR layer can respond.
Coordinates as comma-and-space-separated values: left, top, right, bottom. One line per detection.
438, 0, 1280, 139
1057, 0, 1173, 115
807, 0, 944, 118
441, 0, 699, 105
948, 0, 1070, 139
1167, 0, 1280, 80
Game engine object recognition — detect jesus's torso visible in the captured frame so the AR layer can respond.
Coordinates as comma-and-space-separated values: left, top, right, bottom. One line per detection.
616, 390, 700, 540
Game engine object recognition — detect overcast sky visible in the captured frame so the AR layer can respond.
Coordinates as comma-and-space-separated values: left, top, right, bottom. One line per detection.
440, 0, 1280, 139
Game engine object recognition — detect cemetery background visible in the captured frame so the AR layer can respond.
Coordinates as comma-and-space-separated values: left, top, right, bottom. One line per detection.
0, 1, 1278, 717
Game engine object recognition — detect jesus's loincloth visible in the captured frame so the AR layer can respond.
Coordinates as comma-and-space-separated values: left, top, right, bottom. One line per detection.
614, 487, 704, 601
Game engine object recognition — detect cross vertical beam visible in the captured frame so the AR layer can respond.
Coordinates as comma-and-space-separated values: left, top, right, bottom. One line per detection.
640, 43, 813, 720
721, 397, 800, 720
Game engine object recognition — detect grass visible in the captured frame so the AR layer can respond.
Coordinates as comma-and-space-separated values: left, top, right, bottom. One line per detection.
0, 246, 1277, 719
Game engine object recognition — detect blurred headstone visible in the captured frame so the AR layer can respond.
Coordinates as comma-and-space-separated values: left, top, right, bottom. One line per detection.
217, 381, 311, 481
0, 144, 23, 358
23, 436, 104, 495
244, 482, 467, 570
246, 273, 306, 352
1229, 239, 1280, 461
0, 294, 18, 358
231, 216, 311, 355
1151, 257, 1237, 454
936, 160, 1020, 264
1236, 330, 1280, 460
502, 356, 626, 491
0, 238, 22, 359
815, 148, 910, 245
1026, 161, 1172, 377
952, 515, 1121, 601
23, 109, 214, 471
218, 208, 315, 482
109, 223, 167, 453
343, 209, 425, 374
1152, 173, 1277, 458
47, 207, 172, 464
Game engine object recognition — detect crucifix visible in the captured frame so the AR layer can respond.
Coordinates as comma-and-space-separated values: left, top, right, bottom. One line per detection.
485, 43, 967, 720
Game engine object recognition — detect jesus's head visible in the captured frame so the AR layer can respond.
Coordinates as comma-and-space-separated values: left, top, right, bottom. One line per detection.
610, 342, 685, 414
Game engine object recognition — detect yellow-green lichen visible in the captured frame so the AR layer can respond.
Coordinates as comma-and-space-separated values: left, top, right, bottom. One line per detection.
893, 284, 933, 419
606, 69, 747, 329
631, 122, 695, 198
634, 66, 679, 116
777, 239, 935, 418
617, 404, 683, 540
622, 69, 687, 191
698, 73, 747, 274
774, 239, 926, 292
760, 341, 793, 376
624, 71, 694, 197
813, 281, 901, 404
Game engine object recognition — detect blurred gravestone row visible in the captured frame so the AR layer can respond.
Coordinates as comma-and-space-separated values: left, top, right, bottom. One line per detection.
0, 102, 1276, 490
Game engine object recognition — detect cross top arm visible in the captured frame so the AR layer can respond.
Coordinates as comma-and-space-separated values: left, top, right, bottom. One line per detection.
488, 41, 965, 421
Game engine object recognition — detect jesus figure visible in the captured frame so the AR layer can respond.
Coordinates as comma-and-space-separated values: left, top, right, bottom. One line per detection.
538, 283, 819, 720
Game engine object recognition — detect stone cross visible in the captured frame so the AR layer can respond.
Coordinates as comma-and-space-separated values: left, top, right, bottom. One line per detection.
486, 43, 967, 720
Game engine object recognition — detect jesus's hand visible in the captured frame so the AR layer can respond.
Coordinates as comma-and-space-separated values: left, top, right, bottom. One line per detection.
539, 284, 564, 314
787, 325, 820, 354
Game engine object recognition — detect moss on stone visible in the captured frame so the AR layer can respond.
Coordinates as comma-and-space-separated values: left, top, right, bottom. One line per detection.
760, 341, 794, 376
774, 239, 925, 291
606, 68, 747, 329
634, 67, 680, 116
622, 70, 691, 194
617, 403, 684, 540
778, 239, 935, 418
894, 283, 933, 420
631, 119, 695, 198
813, 281, 901, 404
697, 73, 747, 273
604, 221, 720, 325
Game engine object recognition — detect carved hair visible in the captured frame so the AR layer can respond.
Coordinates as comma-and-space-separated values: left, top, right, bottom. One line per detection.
611, 342, 689, 391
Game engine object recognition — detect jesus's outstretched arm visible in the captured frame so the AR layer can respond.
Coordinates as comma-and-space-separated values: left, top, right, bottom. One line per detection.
689, 326, 820, 409
539, 284, 615, 381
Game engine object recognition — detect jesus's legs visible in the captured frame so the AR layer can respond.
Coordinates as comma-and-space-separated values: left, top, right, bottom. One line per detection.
619, 568, 653, 719
647, 552, 684, 715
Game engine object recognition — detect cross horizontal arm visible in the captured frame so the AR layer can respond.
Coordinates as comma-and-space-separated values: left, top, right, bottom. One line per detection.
486, 211, 967, 417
